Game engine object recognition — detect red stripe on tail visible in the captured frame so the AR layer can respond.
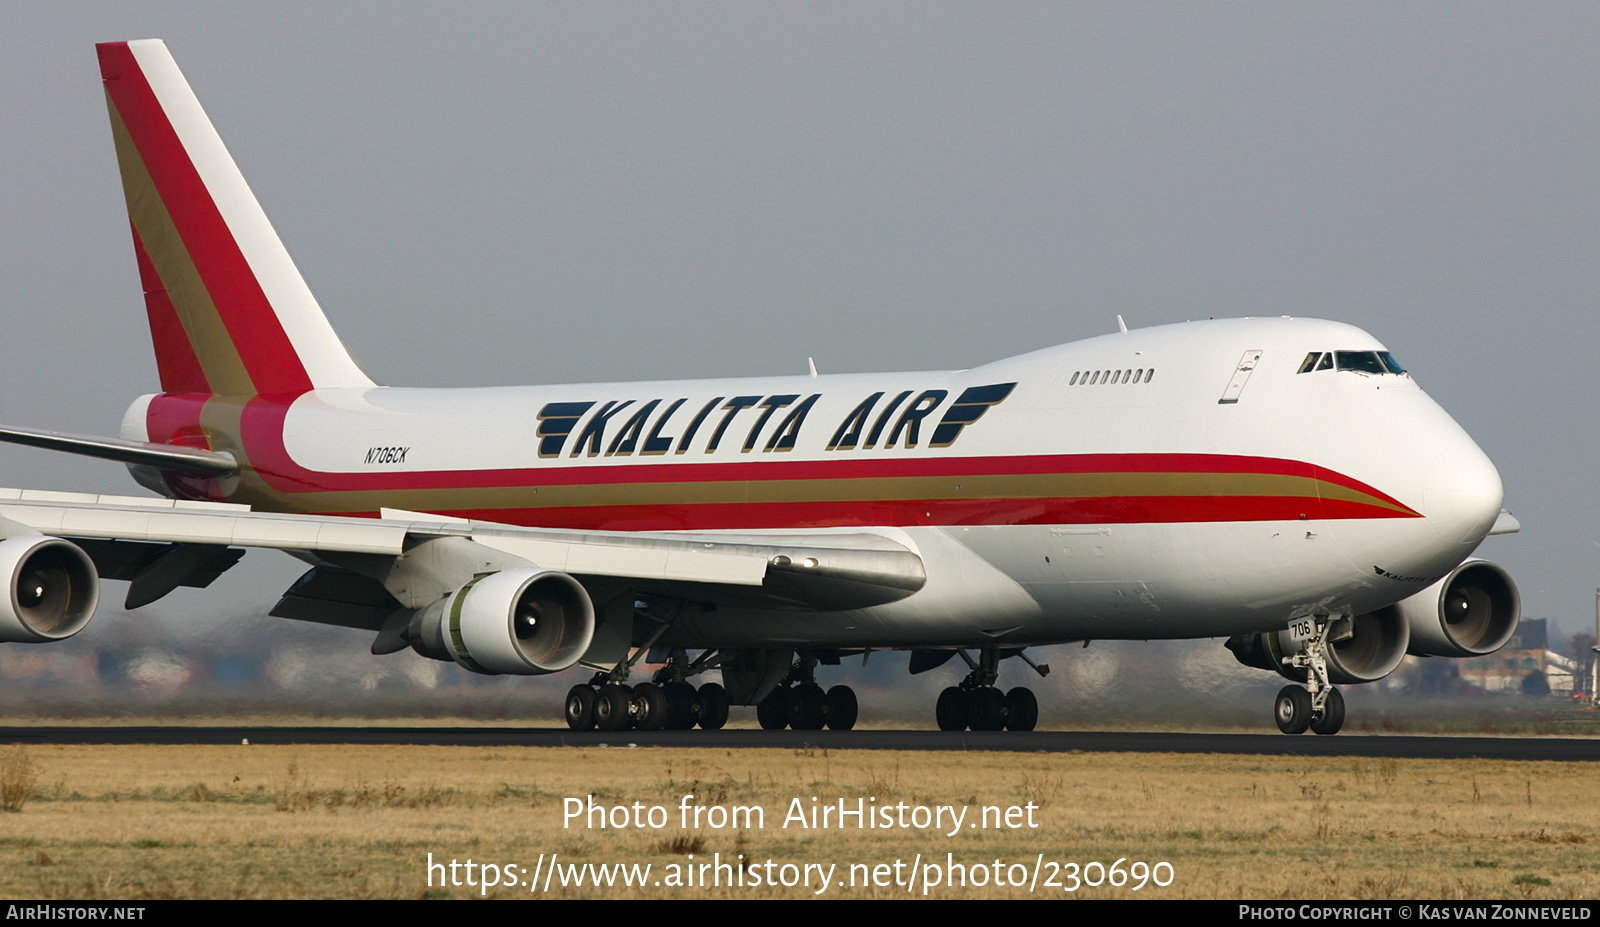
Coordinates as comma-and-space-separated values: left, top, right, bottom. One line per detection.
98, 42, 311, 395
131, 224, 209, 393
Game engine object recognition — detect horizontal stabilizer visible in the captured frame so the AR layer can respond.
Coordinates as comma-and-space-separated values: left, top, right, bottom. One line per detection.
0, 425, 236, 476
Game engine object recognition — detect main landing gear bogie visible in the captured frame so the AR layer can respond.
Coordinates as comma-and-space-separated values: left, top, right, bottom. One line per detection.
756, 683, 859, 731
565, 681, 730, 732
931, 646, 1043, 732
936, 685, 1038, 732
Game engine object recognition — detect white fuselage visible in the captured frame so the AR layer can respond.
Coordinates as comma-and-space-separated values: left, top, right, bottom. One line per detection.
127, 316, 1504, 649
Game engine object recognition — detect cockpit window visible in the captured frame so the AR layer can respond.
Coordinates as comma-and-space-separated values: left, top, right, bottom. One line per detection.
1298, 352, 1321, 374
1316, 352, 1333, 371
1335, 351, 1388, 374
1378, 352, 1405, 374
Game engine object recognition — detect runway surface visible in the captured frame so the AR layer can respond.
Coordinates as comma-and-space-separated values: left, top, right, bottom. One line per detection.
0, 726, 1596, 760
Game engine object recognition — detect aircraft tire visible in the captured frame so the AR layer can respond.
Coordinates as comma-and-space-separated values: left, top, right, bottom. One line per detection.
565, 685, 597, 731
595, 683, 634, 732
757, 687, 790, 730
697, 682, 730, 730
936, 687, 969, 731
788, 683, 826, 730
633, 683, 669, 731
824, 685, 858, 730
1274, 685, 1312, 735
1311, 687, 1345, 736
1004, 687, 1038, 731
970, 687, 1007, 731
664, 681, 698, 730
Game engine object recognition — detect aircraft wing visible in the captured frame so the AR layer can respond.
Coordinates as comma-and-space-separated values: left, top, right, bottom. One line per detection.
0, 486, 926, 619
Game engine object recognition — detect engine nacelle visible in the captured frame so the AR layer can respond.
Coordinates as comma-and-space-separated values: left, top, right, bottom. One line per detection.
1227, 605, 1410, 684
1399, 559, 1520, 658
0, 536, 99, 643
410, 568, 594, 675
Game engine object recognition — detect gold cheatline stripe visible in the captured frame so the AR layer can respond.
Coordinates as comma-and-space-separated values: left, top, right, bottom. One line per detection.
227, 469, 1411, 516
107, 92, 255, 396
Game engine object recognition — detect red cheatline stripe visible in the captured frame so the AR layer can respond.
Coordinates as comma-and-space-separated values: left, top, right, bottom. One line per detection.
224, 395, 1412, 510
131, 225, 209, 393
325, 495, 1409, 531
97, 42, 311, 395
144, 394, 1419, 525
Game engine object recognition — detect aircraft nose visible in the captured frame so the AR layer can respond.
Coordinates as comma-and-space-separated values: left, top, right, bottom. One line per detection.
1420, 440, 1503, 545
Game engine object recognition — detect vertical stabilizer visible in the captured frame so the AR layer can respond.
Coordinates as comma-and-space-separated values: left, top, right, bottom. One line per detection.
97, 40, 375, 395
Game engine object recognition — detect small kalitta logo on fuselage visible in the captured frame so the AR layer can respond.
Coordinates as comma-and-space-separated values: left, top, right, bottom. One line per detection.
1372, 565, 1435, 584
536, 383, 1016, 459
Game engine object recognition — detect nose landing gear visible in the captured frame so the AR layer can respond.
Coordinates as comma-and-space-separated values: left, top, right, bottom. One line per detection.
1274, 616, 1346, 735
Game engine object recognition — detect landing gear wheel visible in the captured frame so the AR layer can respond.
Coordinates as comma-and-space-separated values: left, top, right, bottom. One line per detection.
1311, 687, 1345, 736
757, 687, 790, 730
970, 687, 1006, 731
565, 685, 596, 731
663, 681, 698, 730
1004, 687, 1038, 732
788, 683, 826, 730
633, 683, 669, 731
825, 685, 858, 731
936, 686, 969, 731
696, 682, 730, 730
1274, 685, 1312, 735
595, 683, 634, 732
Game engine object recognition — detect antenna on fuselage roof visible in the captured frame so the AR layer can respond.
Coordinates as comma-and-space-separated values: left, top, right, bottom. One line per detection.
807, 357, 819, 378
1116, 315, 1128, 333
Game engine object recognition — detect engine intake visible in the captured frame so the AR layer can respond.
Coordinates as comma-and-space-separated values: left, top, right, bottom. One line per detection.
1400, 559, 1520, 658
412, 568, 595, 675
0, 536, 99, 643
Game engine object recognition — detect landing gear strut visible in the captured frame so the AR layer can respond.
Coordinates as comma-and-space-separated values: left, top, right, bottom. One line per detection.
1274, 615, 1346, 735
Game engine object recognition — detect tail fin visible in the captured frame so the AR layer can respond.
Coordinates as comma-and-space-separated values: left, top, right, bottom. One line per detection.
97, 40, 375, 396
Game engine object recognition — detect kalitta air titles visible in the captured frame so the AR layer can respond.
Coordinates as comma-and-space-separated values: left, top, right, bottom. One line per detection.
535, 383, 1016, 460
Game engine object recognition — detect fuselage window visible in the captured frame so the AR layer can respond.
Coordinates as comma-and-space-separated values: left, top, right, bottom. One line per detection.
1070, 368, 1155, 385
1298, 352, 1321, 374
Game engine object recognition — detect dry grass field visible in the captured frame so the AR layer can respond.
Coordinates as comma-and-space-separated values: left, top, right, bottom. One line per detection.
0, 742, 1595, 899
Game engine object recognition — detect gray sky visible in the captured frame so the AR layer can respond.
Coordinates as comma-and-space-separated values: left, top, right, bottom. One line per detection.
2, 3, 1597, 637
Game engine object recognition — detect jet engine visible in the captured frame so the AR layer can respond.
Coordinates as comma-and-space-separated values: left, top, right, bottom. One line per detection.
1399, 559, 1520, 658
0, 536, 100, 643
409, 568, 595, 675
1227, 605, 1410, 684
